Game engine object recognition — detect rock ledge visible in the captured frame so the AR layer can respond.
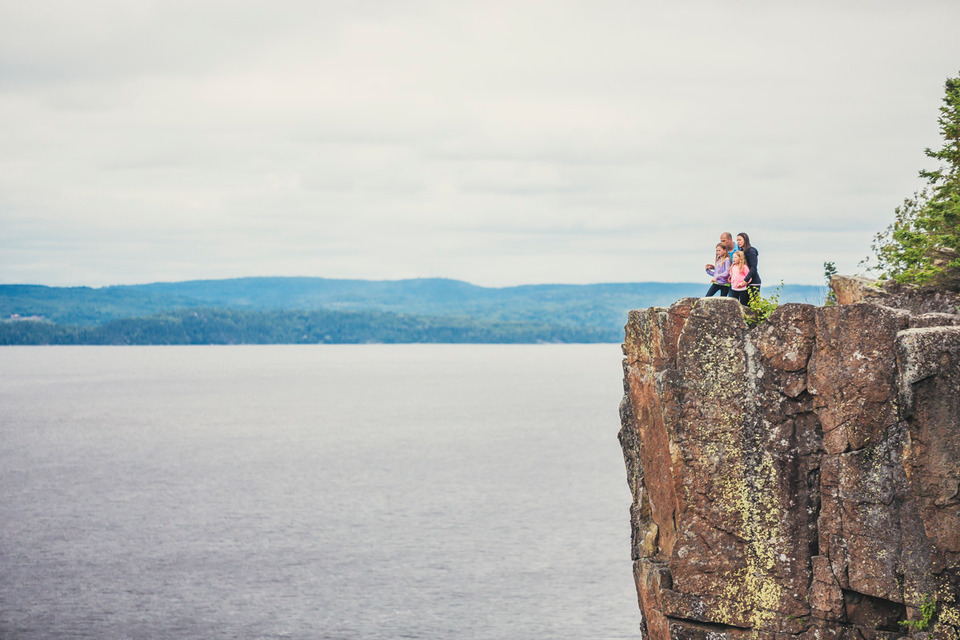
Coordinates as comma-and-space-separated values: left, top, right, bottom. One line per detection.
619, 290, 960, 640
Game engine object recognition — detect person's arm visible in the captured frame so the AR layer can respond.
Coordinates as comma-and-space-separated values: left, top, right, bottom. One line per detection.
732, 265, 746, 287
745, 249, 758, 284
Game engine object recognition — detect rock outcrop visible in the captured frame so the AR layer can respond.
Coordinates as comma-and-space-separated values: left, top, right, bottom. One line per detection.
831, 275, 960, 316
619, 287, 960, 640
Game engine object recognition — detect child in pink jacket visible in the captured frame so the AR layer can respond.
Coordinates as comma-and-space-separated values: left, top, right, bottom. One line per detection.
729, 250, 750, 305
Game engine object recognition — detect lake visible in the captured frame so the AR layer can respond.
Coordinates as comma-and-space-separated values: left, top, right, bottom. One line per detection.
0, 345, 639, 639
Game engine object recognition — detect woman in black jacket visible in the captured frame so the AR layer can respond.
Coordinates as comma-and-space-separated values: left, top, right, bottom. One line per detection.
736, 232, 761, 305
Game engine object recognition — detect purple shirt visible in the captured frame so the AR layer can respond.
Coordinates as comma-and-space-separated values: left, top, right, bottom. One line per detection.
706, 258, 731, 285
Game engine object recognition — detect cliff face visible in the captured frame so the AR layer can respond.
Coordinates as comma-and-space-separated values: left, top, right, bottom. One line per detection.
619, 286, 960, 640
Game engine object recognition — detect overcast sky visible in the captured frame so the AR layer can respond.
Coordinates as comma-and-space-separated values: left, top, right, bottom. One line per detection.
2, 1, 959, 287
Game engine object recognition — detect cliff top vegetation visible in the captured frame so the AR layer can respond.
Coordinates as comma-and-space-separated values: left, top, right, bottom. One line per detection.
866, 70, 960, 290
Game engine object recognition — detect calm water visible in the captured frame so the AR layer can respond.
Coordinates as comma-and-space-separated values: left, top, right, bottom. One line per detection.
0, 345, 638, 639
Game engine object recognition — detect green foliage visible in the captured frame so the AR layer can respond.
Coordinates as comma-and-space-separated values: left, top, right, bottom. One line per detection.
0, 308, 619, 345
0, 280, 716, 328
900, 594, 937, 631
823, 261, 838, 305
866, 71, 960, 289
0, 278, 828, 340
746, 282, 783, 324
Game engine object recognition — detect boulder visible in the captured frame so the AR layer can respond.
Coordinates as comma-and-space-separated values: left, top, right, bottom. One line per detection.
830, 275, 960, 315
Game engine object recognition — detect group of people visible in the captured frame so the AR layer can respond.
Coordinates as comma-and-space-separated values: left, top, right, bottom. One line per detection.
704, 232, 761, 305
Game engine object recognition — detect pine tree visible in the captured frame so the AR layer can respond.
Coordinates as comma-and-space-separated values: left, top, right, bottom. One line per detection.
868, 72, 960, 289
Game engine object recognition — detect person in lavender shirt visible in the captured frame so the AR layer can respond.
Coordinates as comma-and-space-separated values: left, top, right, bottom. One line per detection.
704, 242, 732, 297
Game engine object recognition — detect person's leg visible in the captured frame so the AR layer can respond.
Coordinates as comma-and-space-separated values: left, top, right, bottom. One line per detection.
737, 289, 750, 305
705, 283, 723, 297
719, 285, 730, 297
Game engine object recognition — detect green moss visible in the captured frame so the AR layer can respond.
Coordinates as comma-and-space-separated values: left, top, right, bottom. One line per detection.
901, 594, 937, 631
747, 283, 783, 325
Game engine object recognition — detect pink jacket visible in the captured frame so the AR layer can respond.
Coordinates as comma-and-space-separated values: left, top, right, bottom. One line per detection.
730, 264, 750, 290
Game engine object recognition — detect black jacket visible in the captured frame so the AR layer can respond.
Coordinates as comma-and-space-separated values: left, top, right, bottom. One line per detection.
744, 246, 761, 286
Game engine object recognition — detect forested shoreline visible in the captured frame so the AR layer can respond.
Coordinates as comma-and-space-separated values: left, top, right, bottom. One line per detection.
0, 277, 825, 345
0, 308, 617, 345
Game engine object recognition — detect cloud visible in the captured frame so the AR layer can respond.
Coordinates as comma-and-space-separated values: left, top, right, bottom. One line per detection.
1, 0, 959, 287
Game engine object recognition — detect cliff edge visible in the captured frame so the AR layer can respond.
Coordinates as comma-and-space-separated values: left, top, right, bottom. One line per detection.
618, 278, 960, 640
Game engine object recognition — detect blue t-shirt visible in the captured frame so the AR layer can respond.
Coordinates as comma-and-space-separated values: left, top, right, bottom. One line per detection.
728, 244, 740, 262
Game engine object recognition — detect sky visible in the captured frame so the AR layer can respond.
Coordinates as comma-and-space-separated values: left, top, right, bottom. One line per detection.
2, 1, 959, 288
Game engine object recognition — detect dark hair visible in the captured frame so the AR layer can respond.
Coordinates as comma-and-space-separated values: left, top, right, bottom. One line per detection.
737, 232, 751, 250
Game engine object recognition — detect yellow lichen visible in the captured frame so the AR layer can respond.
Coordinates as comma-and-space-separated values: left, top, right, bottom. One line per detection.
686, 309, 786, 636
940, 604, 960, 629
715, 447, 785, 635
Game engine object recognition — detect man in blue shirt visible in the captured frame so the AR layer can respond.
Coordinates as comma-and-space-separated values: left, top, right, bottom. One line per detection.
721, 232, 739, 261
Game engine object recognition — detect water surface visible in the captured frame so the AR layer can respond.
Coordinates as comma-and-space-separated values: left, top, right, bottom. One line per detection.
0, 345, 638, 639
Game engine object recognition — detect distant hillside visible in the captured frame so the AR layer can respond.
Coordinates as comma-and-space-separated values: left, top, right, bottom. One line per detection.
0, 308, 616, 345
0, 277, 827, 344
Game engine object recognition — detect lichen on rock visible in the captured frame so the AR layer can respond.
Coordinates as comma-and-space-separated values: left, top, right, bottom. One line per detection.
619, 285, 960, 640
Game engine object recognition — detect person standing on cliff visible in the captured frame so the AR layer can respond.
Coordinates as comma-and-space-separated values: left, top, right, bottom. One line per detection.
736, 232, 761, 303
721, 232, 739, 261
729, 250, 750, 304
704, 243, 732, 296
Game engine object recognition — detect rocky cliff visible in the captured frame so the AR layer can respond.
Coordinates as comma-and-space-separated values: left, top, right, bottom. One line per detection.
618, 279, 960, 640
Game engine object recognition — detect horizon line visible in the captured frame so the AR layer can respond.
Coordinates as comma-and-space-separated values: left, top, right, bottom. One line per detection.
0, 275, 830, 289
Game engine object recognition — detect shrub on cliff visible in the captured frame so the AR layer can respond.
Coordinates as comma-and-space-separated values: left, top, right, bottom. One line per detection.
866, 71, 960, 290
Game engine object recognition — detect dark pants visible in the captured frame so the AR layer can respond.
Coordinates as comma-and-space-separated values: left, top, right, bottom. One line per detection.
705, 283, 730, 297
734, 286, 761, 306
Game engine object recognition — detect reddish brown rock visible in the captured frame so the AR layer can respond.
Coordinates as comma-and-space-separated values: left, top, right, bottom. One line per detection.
620, 291, 960, 640
830, 275, 890, 306
898, 327, 960, 559
830, 275, 960, 316
808, 304, 909, 454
